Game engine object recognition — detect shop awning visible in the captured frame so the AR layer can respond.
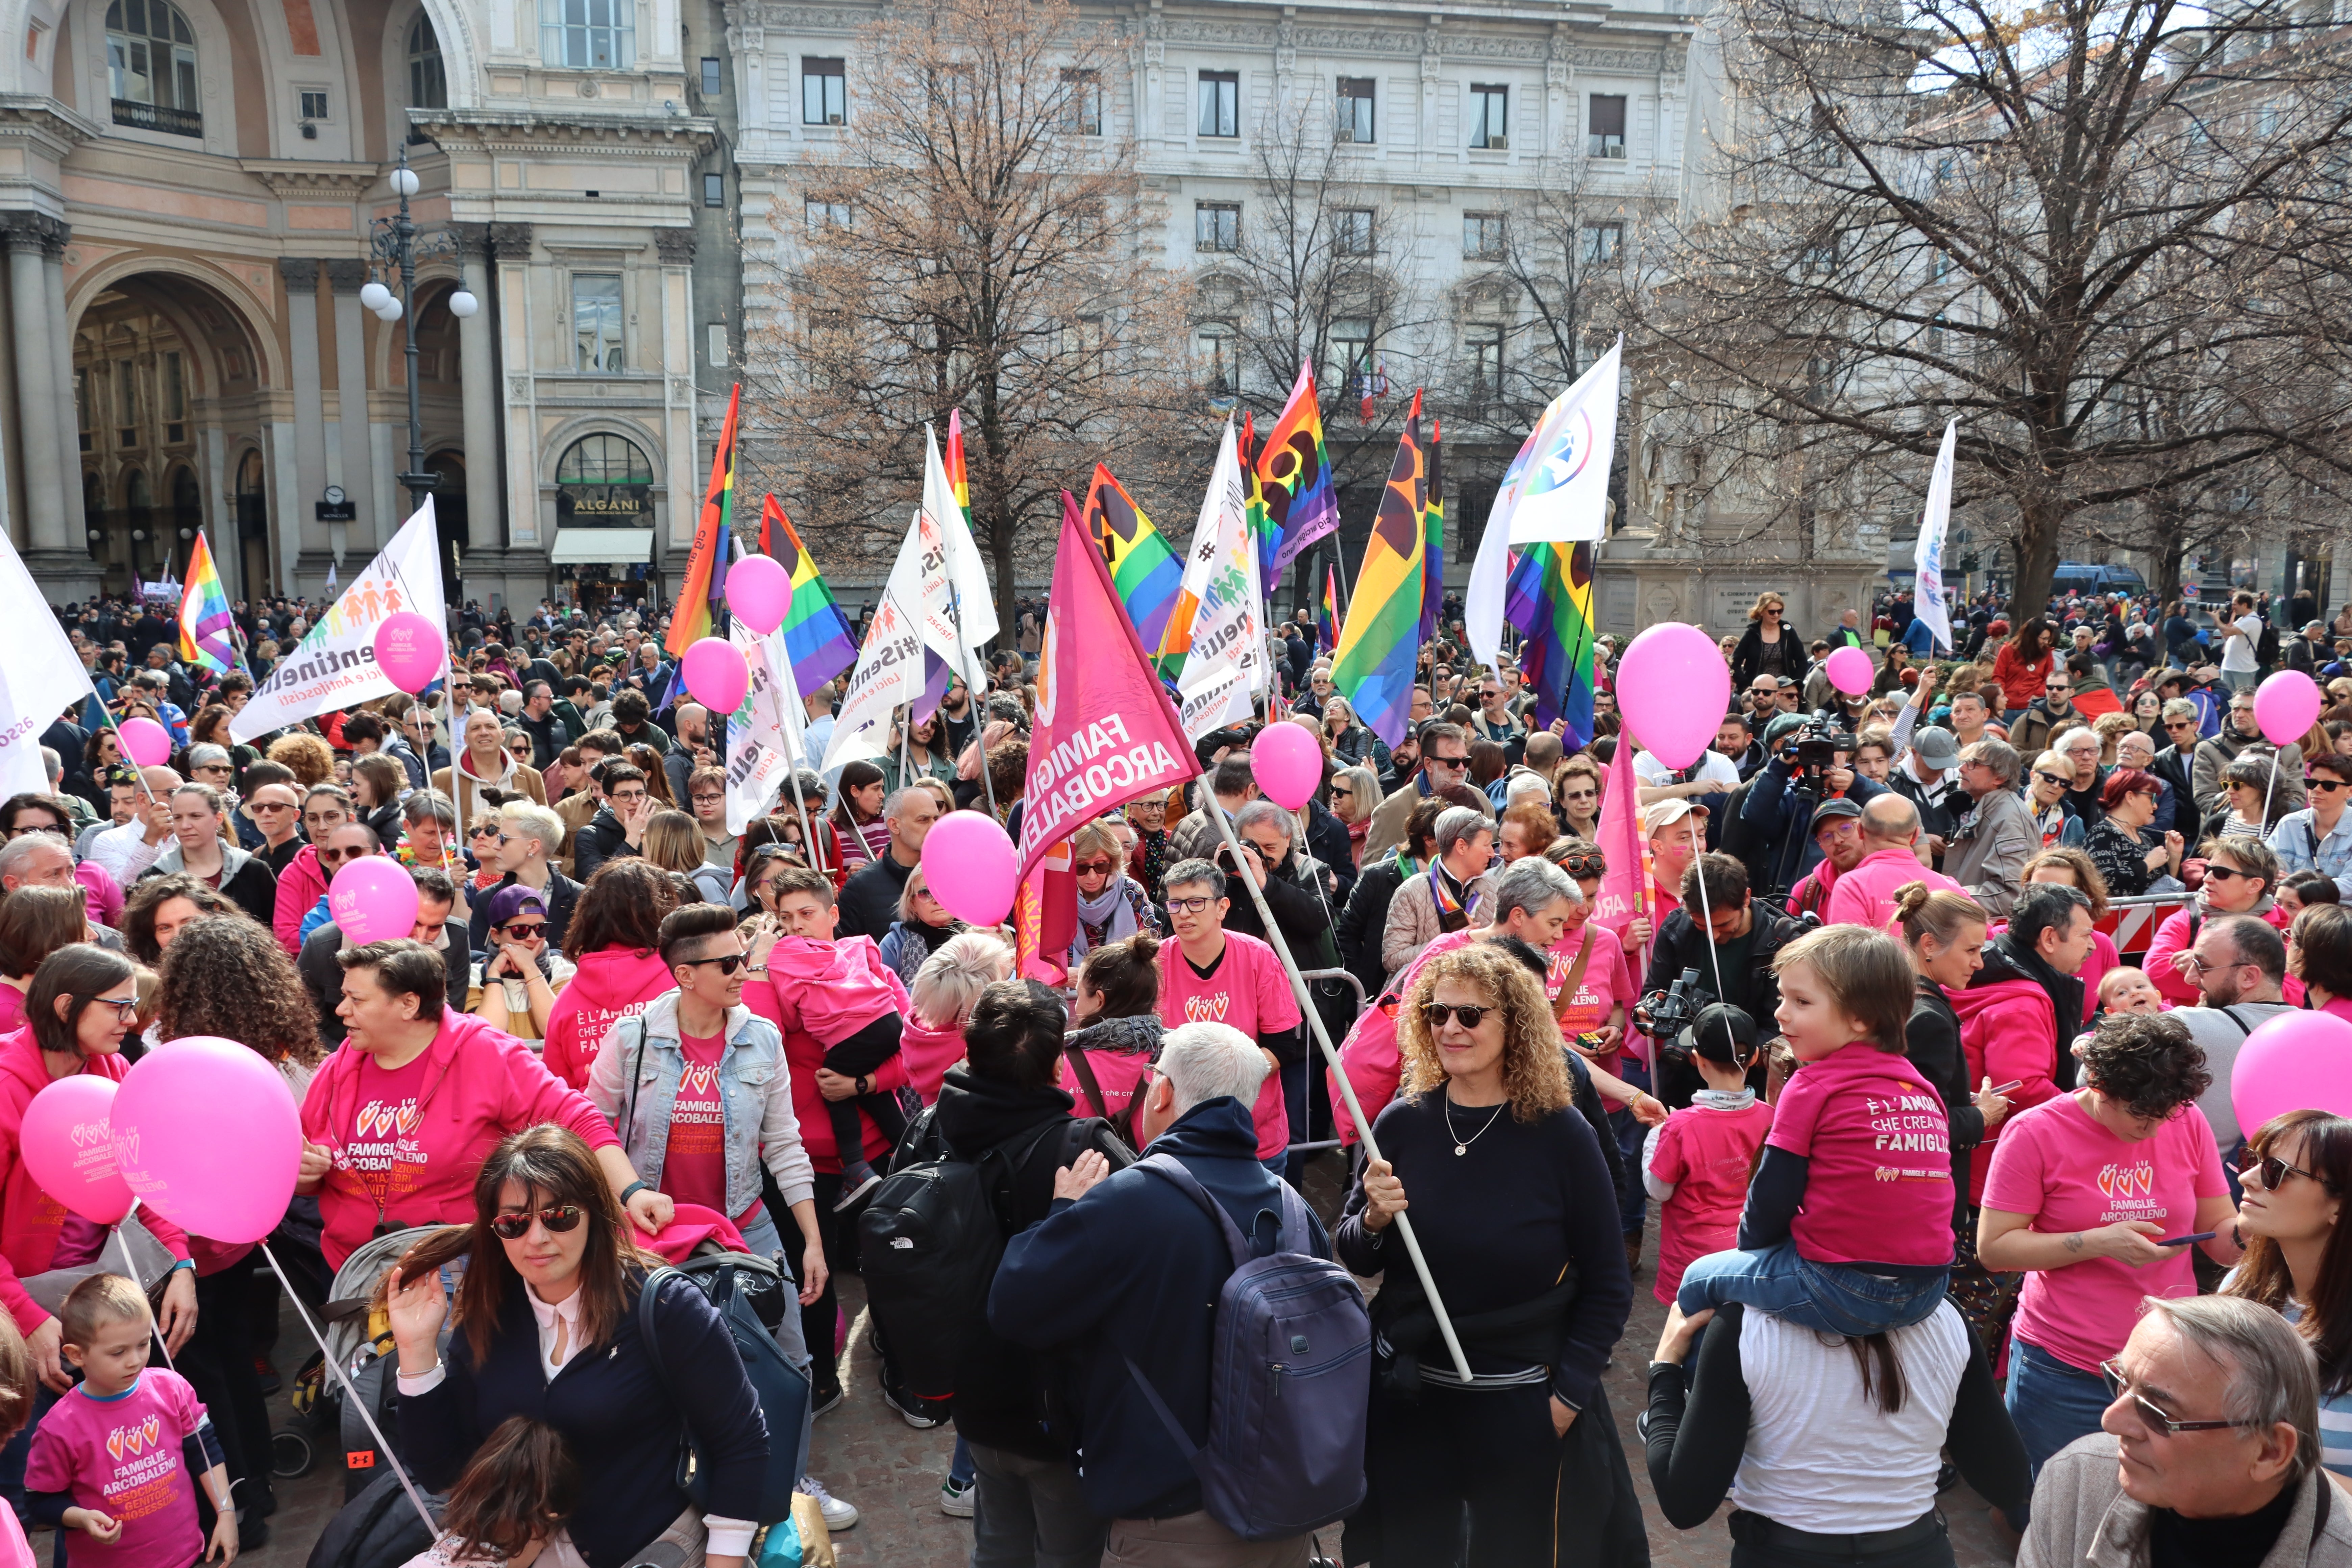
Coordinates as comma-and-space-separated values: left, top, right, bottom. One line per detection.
549, 529, 656, 565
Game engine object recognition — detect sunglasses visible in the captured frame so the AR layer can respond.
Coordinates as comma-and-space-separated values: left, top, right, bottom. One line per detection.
679, 953, 746, 975
489, 1204, 585, 1241
2201, 863, 2254, 883
2239, 1148, 2324, 1192
1071, 858, 1117, 876
317, 846, 368, 863
2098, 1360, 2253, 1436
1330, 787, 1355, 800
496, 921, 547, 938
1426, 754, 1469, 770
2034, 771, 2074, 787
2309, 779, 2349, 793
1421, 1002, 1495, 1029
1560, 855, 1604, 877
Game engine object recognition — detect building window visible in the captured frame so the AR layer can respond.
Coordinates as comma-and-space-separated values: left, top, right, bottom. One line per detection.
802, 58, 845, 124
161, 350, 185, 443
1580, 222, 1621, 263
571, 274, 624, 371
703, 172, 724, 207
407, 15, 446, 109
1197, 323, 1236, 400
1338, 77, 1375, 143
1330, 318, 1372, 394
1467, 322, 1503, 397
1588, 94, 1626, 157
1061, 68, 1102, 134
701, 57, 722, 96
1197, 71, 1238, 138
114, 357, 139, 446
708, 323, 728, 367
1463, 211, 1506, 259
544, 0, 633, 70
555, 433, 655, 523
1335, 207, 1374, 256
297, 88, 328, 122
1469, 83, 1508, 149
804, 197, 850, 230
105, 0, 200, 137
1195, 201, 1241, 252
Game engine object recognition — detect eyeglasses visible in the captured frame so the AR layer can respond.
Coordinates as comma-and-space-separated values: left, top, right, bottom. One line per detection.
489, 1204, 585, 1241
1071, 858, 1117, 876
251, 801, 296, 813
679, 953, 746, 975
1167, 895, 1218, 914
2098, 1360, 2255, 1436
2165, 718, 2198, 730
2239, 1148, 2324, 1192
496, 921, 547, 939
691, 792, 725, 806
75, 995, 140, 1022
1421, 1002, 1494, 1029
317, 845, 368, 864
2201, 863, 2255, 884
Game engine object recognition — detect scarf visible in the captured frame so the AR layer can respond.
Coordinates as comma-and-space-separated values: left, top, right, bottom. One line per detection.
1074, 877, 1144, 957
889, 916, 959, 987
1432, 862, 1472, 935
1067, 1011, 1163, 1059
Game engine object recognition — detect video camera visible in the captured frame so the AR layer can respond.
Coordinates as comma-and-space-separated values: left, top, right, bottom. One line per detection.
1780, 719, 1857, 789
1635, 967, 1716, 1058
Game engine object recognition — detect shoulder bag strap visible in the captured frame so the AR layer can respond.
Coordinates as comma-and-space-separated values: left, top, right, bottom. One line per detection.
2219, 1006, 2256, 1039
1550, 929, 1599, 1024
1061, 1039, 1114, 1122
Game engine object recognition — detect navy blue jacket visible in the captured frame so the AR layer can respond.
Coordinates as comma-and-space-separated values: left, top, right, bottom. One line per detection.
399, 1269, 767, 1568
1739, 757, 1888, 878
989, 1097, 1328, 1521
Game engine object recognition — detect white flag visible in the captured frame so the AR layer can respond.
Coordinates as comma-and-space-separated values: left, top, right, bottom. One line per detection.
922, 425, 999, 686
1912, 419, 1958, 655
823, 525, 928, 771
0, 534, 95, 799
721, 619, 810, 835
1464, 501, 1515, 673
1502, 337, 1622, 545
1172, 420, 1267, 740
231, 500, 447, 743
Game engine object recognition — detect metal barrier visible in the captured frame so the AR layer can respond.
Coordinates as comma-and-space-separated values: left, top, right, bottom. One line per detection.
2102, 892, 2195, 958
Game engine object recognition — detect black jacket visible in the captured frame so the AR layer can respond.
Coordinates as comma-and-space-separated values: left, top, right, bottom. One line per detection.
572, 808, 637, 882
1906, 976, 1983, 1235
931, 1068, 1132, 1460
466, 866, 584, 954
1640, 905, 1802, 1106
1301, 799, 1359, 907
1729, 623, 1811, 692
2152, 743, 2201, 845
1336, 853, 1412, 999
837, 850, 916, 943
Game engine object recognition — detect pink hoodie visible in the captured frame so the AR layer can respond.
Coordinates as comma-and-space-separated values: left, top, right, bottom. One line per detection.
1947, 978, 2062, 1204
74, 862, 121, 932
542, 947, 677, 1091
272, 844, 328, 954
764, 936, 902, 1045
299, 1011, 620, 1269
742, 936, 911, 1175
899, 1016, 966, 1106
1822, 848, 1963, 931
0, 1028, 191, 1332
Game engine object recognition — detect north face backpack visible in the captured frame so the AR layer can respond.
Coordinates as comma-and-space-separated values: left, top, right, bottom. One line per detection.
1122, 1153, 1371, 1541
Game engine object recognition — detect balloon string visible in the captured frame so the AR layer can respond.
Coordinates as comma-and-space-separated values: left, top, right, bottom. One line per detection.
110, 1212, 177, 1374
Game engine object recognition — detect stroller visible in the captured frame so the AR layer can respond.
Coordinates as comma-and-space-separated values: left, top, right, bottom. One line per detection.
278, 1226, 463, 1500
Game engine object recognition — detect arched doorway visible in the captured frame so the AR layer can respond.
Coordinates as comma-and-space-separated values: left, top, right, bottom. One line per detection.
553, 431, 655, 615
234, 449, 268, 600
428, 449, 466, 593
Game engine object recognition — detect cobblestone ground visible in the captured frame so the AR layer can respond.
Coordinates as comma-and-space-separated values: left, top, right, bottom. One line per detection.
199, 1169, 2023, 1568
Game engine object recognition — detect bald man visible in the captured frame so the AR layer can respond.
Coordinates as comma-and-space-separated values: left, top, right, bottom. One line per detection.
84, 765, 183, 888
1823, 793, 1967, 931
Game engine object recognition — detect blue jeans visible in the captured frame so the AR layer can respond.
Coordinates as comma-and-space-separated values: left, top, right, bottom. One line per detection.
1612, 1060, 1652, 1239
2007, 1337, 2113, 1491
1676, 1240, 1949, 1336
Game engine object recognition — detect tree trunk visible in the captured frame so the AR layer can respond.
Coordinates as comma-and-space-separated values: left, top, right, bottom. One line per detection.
2010, 496, 2064, 621
2146, 496, 2187, 603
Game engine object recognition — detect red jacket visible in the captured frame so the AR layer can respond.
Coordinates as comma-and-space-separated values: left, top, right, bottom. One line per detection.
299, 1011, 621, 1269
0, 1028, 190, 1332
1992, 644, 2055, 714
1948, 978, 2062, 1204
273, 844, 328, 954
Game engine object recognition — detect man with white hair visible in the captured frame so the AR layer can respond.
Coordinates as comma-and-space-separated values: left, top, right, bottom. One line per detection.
991, 1020, 1331, 1568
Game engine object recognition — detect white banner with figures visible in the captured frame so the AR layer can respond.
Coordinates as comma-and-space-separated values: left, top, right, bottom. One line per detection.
0, 533, 95, 799
1173, 420, 1267, 740
722, 617, 812, 835
230, 502, 447, 743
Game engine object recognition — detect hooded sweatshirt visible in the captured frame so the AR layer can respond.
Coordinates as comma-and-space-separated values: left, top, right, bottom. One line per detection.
542, 947, 676, 1091
272, 843, 328, 954
762, 935, 902, 1047
0, 1028, 191, 1331
739, 939, 911, 1174
299, 1011, 620, 1269
1949, 966, 2062, 1205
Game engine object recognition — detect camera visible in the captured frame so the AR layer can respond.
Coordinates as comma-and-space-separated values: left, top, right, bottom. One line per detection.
1636, 966, 1714, 1053
1783, 720, 1857, 787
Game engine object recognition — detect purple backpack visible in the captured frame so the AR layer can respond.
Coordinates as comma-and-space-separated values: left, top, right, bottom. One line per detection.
1122, 1153, 1371, 1541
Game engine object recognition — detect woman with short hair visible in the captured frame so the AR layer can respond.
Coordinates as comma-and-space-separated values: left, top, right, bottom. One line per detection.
1066, 818, 1160, 967
1326, 764, 1381, 867
118, 874, 234, 967
1555, 757, 1603, 842
2083, 766, 2184, 898
877, 866, 961, 990
0, 888, 89, 1034
2143, 837, 2291, 1007
2292, 904, 2352, 1023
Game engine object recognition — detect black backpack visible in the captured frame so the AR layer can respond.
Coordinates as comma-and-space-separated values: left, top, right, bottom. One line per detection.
635, 1253, 810, 1525
858, 1107, 1093, 1402
306, 1470, 443, 1568
2259, 617, 2282, 668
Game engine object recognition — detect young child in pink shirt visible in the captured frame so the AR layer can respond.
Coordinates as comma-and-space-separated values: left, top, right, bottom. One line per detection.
26, 1275, 235, 1568
1675, 925, 1956, 1334
1642, 1003, 1774, 1307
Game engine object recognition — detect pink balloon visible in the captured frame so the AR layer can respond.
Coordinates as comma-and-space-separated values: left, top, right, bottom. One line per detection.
1823, 645, 1875, 697
329, 856, 420, 944
115, 717, 170, 768
112, 1036, 301, 1246
2254, 670, 2323, 748
2232, 1009, 2352, 1137
921, 811, 1019, 926
20, 1076, 135, 1225
372, 611, 447, 695
1252, 720, 1324, 810
726, 555, 793, 637
1613, 622, 1732, 770
682, 637, 750, 716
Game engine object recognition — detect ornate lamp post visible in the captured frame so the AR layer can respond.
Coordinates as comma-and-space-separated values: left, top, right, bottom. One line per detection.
364, 142, 480, 517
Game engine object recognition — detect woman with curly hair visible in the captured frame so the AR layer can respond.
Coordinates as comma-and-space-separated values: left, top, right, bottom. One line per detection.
1337, 941, 1635, 1565
155, 908, 324, 1099
265, 731, 335, 789
1977, 1010, 2242, 1484
117, 874, 234, 966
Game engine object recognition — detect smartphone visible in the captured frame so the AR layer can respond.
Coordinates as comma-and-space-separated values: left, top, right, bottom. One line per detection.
1987, 1080, 2024, 1096
2157, 1231, 2216, 1247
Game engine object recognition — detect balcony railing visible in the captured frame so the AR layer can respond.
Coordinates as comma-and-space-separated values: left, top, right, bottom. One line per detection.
111, 99, 202, 137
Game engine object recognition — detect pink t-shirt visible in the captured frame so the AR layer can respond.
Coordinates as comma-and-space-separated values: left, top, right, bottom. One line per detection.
0, 1496, 34, 1568
1648, 1097, 1775, 1306
1766, 1043, 1955, 1268
26, 1370, 207, 1568
1551, 922, 1638, 1071
1158, 932, 1302, 1159
0, 986, 22, 1036
660, 1031, 738, 1220
1982, 1090, 2228, 1374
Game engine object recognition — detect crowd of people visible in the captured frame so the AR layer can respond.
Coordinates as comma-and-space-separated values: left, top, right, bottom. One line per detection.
0, 575, 2347, 1568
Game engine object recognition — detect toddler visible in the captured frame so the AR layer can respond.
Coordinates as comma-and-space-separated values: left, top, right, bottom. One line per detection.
1676, 924, 1956, 1335
2097, 965, 2165, 1016
766, 911, 912, 1209
399, 1417, 578, 1568
26, 1274, 236, 1568
1642, 1003, 1775, 1308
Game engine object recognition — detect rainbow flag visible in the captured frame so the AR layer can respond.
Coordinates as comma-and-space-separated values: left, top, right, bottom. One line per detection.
1330, 391, 1427, 746
1317, 564, 1340, 653
946, 409, 973, 523
1081, 463, 1183, 663
1258, 361, 1340, 573
176, 531, 239, 676
760, 495, 857, 694
1506, 541, 1598, 747
667, 383, 738, 658
1422, 418, 1444, 642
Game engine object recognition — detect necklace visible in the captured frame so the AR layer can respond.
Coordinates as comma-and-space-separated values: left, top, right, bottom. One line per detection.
1444, 1095, 1507, 1156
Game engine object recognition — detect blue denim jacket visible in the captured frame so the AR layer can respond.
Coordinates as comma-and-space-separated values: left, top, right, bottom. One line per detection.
595, 991, 814, 1217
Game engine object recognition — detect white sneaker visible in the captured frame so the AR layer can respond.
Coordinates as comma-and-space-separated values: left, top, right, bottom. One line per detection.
798, 1475, 858, 1532
939, 1476, 976, 1518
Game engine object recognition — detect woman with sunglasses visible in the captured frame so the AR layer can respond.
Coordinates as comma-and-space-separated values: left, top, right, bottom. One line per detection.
2084, 767, 2185, 899
1339, 943, 1638, 1565
2026, 749, 2088, 852
2145, 838, 2292, 1007
473, 885, 567, 1045
1067, 819, 1160, 969
1555, 758, 1603, 843
544, 860, 682, 1092
1977, 1010, 2242, 1488
2224, 1109, 2352, 1476
875, 866, 961, 990
1730, 591, 1809, 695
1326, 764, 1381, 868
2216, 755, 2292, 841
0, 945, 198, 1388
388, 1127, 778, 1568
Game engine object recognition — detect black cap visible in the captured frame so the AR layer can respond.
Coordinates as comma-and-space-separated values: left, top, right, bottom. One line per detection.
1681, 1003, 1759, 1065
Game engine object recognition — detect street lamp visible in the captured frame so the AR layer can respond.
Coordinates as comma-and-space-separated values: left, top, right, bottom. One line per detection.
368, 142, 466, 515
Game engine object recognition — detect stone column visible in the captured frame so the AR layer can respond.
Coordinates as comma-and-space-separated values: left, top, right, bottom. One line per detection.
42, 229, 83, 548
655, 227, 698, 561
3, 217, 68, 554
452, 224, 502, 549
489, 223, 537, 547
323, 260, 379, 545
278, 259, 330, 563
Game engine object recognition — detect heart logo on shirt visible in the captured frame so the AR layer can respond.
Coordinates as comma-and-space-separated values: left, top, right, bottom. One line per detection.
2096, 1163, 2155, 1199
394, 1102, 419, 1135
681, 1064, 717, 1097
1182, 996, 1230, 1023
104, 1430, 123, 1461
141, 1415, 158, 1450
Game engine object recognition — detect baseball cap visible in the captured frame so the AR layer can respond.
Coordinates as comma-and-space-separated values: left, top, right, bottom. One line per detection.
1811, 796, 1863, 833
1681, 1003, 1759, 1066
1642, 798, 1709, 834
1912, 726, 1960, 770
1763, 713, 1810, 748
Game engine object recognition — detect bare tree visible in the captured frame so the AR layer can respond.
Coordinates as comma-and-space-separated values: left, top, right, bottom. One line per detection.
741, 0, 1198, 631
1632, 0, 2352, 611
